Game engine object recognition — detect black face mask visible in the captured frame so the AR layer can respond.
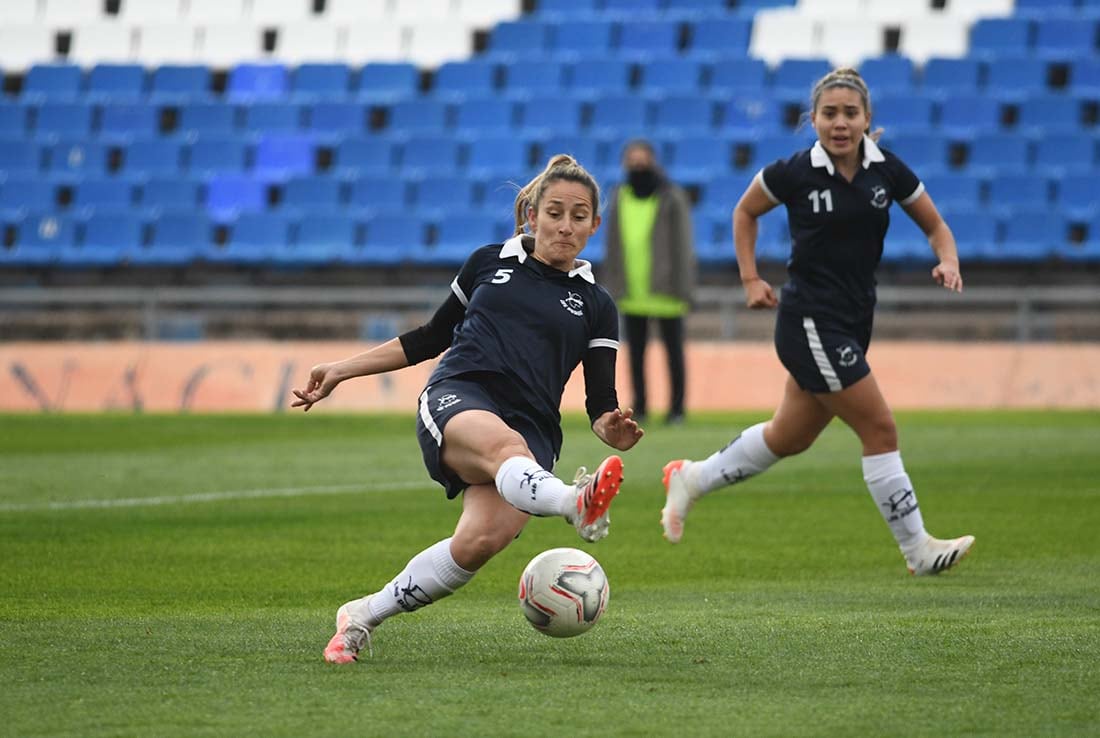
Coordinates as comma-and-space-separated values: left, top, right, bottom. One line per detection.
627, 167, 660, 198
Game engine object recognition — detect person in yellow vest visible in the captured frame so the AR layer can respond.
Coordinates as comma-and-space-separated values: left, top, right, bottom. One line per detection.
602, 139, 697, 425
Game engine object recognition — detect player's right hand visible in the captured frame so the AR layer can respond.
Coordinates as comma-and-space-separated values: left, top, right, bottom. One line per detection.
743, 277, 778, 309
291, 362, 342, 411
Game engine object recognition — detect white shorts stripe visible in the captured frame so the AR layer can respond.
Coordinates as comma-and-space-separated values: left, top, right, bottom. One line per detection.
588, 338, 619, 350
418, 387, 443, 446
802, 317, 842, 392
450, 277, 469, 307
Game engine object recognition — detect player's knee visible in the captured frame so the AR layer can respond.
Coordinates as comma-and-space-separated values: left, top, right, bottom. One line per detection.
457, 528, 514, 568
862, 415, 898, 453
486, 432, 533, 466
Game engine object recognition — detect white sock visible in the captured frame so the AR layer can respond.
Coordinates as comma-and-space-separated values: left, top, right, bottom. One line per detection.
693, 422, 780, 494
862, 451, 927, 550
495, 455, 572, 517
356, 538, 474, 627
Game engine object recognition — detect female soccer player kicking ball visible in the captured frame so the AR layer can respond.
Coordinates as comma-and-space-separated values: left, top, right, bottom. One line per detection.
293, 155, 643, 662
662, 69, 973, 576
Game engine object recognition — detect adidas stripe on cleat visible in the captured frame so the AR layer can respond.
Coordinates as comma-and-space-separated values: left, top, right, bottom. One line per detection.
904, 534, 975, 576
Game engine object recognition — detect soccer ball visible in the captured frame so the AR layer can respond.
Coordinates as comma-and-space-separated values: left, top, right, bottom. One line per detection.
517, 547, 609, 638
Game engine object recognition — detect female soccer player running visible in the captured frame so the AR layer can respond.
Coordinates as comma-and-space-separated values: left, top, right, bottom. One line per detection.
661, 69, 974, 576
293, 155, 644, 662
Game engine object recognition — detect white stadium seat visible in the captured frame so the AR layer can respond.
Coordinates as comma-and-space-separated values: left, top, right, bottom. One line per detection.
68, 23, 136, 65
391, 0, 456, 23
798, 0, 865, 18
199, 24, 268, 67
133, 23, 201, 65
405, 21, 475, 68
276, 22, 342, 64
42, 0, 105, 26
249, 0, 316, 25
184, 0, 248, 24
118, 0, 184, 24
819, 19, 886, 68
898, 16, 970, 63
0, 25, 58, 71
343, 23, 406, 64
864, 0, 932, 22
325, 0, 391, 22
750, 10, 820, 65
454, 0, 522, 27
8, 0, 42, 24
943, 0, 1015, 20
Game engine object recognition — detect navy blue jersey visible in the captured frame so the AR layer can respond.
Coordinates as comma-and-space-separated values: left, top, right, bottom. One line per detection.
758, 136, 923, 323
427, 235, 620, 431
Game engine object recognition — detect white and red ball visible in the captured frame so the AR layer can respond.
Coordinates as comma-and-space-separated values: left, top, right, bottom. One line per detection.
518, 547, 609, 638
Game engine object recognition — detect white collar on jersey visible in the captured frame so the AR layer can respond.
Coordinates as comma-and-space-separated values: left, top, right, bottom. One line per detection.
810, 134, 885, 175
500, 234, 596, 284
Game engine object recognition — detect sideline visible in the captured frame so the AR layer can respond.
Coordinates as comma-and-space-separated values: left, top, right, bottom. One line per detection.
0, 480, 430, 513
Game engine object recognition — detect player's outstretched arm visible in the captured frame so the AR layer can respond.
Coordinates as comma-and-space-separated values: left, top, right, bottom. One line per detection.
592, 408, 644, 451
903, 191, 963, 293
291, 338, 410, 411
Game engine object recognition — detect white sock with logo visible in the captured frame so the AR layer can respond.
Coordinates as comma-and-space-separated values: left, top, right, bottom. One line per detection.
692, 422, 780, 494
862, 451, 927, 551
355, 538, 474, 627
495, 455, 572, 517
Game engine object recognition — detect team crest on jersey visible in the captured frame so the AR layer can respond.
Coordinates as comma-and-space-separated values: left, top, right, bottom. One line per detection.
836, 345, 860, 367
560, 291, 584, 316
869, 185, 890, 209
436, 393, 461, 411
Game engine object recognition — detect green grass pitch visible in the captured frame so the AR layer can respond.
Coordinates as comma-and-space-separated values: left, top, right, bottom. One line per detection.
1, 411, 1098, 737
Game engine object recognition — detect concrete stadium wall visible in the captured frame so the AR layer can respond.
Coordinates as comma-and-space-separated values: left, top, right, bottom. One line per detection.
1, 341, 1098, 413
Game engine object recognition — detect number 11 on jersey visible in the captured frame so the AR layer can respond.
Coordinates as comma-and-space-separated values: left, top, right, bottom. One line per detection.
808, 189, 833, 213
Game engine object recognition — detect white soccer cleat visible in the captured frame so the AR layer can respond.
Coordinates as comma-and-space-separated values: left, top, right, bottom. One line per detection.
566, 455, 623, 543
903, 534, 975, 576
323, 599, 374, 664
661, 459, 699, 543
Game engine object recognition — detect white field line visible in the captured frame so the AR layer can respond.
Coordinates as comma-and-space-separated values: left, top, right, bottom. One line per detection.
0, 480, 431, 513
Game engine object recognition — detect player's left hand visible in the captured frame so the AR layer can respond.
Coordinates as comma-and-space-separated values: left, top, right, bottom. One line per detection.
593, 408, 644, 451
932, 261, 963, 292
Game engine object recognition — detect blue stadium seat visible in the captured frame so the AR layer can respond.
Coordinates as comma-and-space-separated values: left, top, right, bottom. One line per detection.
772, 59, 832, 99
486, 20, 552, 59
400, 134, 461, 176
1, 139, 43, 176
417, 213, 500, 264
883, 214, 928, 262
34, 102, 93, 138
709, 58, 768, 97
454, 97, 516, 136
692, 211, 729, 264
281, 175, 344, 213
253, 135, 314, 177
1068, 59, 1100, 96
965, 134, 1030, 176
922, 173, 983, 212
535, 135, 599, 169
639, 58, 704, 95
291, 213, 356, 264
755, 208, 792, 262
987, 174, 1051, 217
242, 102, 302, 133
179, 102, 237, 136
699, 173, 753, 217
53, 139, 111, 177
873, 93, 934, 137
23, 65, 83, 100
970, 18, 1031, 60
665, 136, 732, 182
358, 213, 425, 265
998, 211, 1062, 260
518, 98, 582, 136
1060, 215, 1100, 261
1034, 134, 1095, 177
604, 0, 661, 18
1014, 0, 1075, 16
548, 20, 615, 59
72, 178, 136, 214
140, 177, 201, 213
665, 0, 727, 20
617, 20, 681, 59
1034, 18, 1096, 60
66, 212, 144, 266
589, 94, 649, 137
356, 63, 419, 103
434, 60, 498, 99
944, 211, 998, 260
348, 175, 408, 214
208, 212, 287, 264
334, 137, 397, 176
938, 94, 1003, 138
189, 136, 249, 175
1055, 174, 1100, 220
685, 18, 752, 58
410, 175, 477, 215
0, 103, 29, 136
879, 133, 948, 174
388, 99, 449, 133
921, 57, 982, 98
749, 133, 810, 171
1017, 95, 1082, 136
99, 103, 160, 140
569, 57, 633, 96
503, 60, 567, 98
985, 57, 1047, 101
205, 174, 267, 220
858, 56, 916, 95
307, 102, 367, 136
87, 64, 146, 101
227, 64, 289, 101
720, 98, 782, 136
480, 180, 520, 220
150, 65, 211, 101
18, 214, 77, 261
291, 64, 351, 101
0, 178, 56, 217
466, 136, 530, 179
537, 0, 598, 18
138, 212, 209, 265
652, 96, 715, 137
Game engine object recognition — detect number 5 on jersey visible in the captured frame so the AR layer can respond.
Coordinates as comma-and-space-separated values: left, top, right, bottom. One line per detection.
491, 268, 514, 284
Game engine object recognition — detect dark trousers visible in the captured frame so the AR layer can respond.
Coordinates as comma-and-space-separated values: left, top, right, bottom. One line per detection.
623, 314, 686, 419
